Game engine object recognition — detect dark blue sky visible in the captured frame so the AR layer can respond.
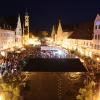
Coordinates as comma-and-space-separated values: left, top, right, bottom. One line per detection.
0, 0, 100, 32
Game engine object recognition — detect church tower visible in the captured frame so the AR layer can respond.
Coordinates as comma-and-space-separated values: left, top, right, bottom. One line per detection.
16, 14, 22, 35
57, 20, 63, 36
56, 20, 63, 43
23, 10, 30, 45
24, 10, 29, 37
93, 14, 100, 49
15, 14, 22, 47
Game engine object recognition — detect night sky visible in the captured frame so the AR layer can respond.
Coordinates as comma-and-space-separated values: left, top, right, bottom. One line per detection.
0, 0, 100, 32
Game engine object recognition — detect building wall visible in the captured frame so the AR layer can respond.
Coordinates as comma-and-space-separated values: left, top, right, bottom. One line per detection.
54, 14, 100, 57
60, 35, 100, 57
93, 14, 100, 50
0, 29, 15, 50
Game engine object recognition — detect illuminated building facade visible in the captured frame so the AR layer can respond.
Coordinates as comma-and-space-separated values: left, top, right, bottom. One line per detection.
0, 11, 39, 52
0, 29, 15, 50
52, 14, 100, 58
0, 14, 23, 51
51, 20, 72, 45
93, 14, 100, 50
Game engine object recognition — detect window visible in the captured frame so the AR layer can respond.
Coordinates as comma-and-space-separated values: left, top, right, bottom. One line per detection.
99, 45, 100, 49
95, 35, 97, 40
95, 44, 96, 49
97, 45, 99, 49
98, 35, 100, 40
95, 25, 97, 29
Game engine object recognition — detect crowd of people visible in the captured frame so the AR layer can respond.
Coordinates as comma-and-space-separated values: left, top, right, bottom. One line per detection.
0, 47, 46, 76
0, 52, 22, 76
0, 46, 73, 76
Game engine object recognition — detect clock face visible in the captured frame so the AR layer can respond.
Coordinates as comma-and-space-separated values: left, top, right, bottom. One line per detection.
96, 21, 100, 25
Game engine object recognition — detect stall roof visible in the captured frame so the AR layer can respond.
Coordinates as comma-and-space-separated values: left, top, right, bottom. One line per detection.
23, 58, 87, 72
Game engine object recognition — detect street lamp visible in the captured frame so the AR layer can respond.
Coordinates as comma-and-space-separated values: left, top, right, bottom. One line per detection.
96, 57, 100, 72
0, 95, 4, 100
96, 91, 100, 100
0, 51, 6, 57
96, 57, 100, 62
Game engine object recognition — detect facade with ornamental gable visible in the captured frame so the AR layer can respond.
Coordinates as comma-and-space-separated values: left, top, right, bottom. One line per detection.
52, 14, 100, 58
0, 14, 23, 51
51, 20, 73, 45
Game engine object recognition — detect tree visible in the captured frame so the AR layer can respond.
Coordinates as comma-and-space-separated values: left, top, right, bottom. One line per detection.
76, 80, 96, 100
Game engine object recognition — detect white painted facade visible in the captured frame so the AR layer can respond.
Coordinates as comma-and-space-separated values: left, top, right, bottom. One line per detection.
0, 14, 23, 51
0, 29, 15, 50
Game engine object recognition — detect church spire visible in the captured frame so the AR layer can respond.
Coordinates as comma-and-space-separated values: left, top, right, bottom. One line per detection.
95, 13, 100, 22
96, 13, 100, 18
51, 25, 56, 40
57, 20, 63, 36
15, 14, 22, 47
16, 14, 22, 35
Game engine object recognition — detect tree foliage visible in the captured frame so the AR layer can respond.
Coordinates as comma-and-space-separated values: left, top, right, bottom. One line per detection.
76, 80, 96, 100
